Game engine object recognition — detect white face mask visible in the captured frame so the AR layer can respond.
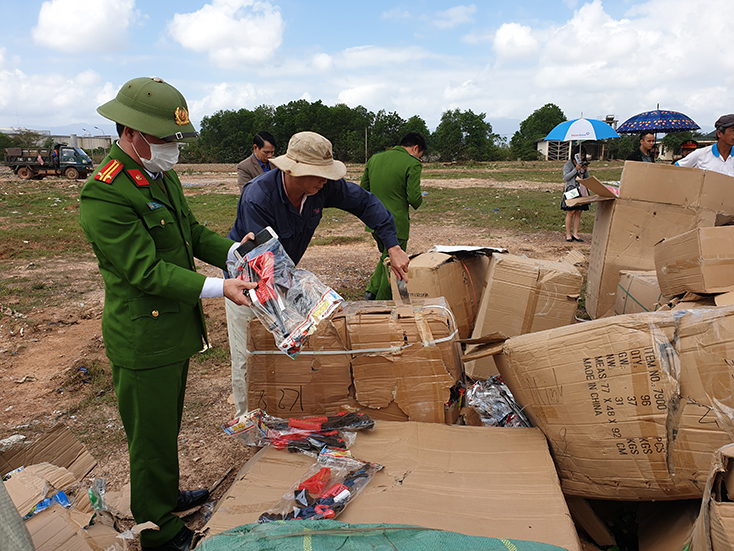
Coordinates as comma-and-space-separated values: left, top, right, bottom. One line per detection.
133, 132, 180, 173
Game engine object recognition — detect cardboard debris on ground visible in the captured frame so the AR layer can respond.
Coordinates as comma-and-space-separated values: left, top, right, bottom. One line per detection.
388, 248, 492, 338
0, 425, 129, 551
495, 307, 734, 500
655, 226, 734, 297
464, 251, 583, 380
615, 270, 666, 315
584, 162, 734, 319
202, 420, 581, 551
247, 298, 461, 424
0, 424, 96, 482
5, 462, 77, 517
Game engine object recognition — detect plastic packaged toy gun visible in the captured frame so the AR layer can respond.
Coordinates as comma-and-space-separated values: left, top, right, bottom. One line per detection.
229, 227, 343, 358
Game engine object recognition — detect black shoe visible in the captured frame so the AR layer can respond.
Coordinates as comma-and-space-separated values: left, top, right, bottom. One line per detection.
572, 236, 584, 242
173, 489, 209, 512
364, 291, 376, 300
142, 526, 193, 551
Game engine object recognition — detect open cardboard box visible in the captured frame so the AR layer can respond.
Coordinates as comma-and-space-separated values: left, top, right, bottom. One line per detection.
580, 162, 734, 319
202, 421, 581, 551
691, 444, 734, 551
464, 251, 584, 381
615, 270, 666, 315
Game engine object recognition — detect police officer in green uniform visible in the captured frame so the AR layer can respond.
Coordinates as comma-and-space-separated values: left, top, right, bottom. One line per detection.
79, 77, 255, 551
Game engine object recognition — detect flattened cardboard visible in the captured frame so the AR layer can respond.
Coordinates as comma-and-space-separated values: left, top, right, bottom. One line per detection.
655, 226, 734, 296
464, 253, 583, 380
389, 251, 489, 338
615, 270, 665, 315
5, 462, 77, 517
566, 176, 618, 207
202, 421, 581, 551
586, 198, 715, 319
247, 299, 461, 423
0, 424, 96, 482
25, 504, 94, 551
495, 308, 734, 500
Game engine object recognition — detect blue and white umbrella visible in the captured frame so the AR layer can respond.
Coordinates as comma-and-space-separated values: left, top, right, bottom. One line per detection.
544, 118, 620, 142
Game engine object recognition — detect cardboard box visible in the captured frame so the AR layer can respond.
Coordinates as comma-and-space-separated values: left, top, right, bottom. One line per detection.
464, 252, 583, 380
655, 226, 734, 296
247, 298, 461, 424
691, 444, 734, 551
202, 421, 581, 551
615, 270, 666, 315
389, 250, 490, 338
584, 162, 734, 319
586, 198, 715, 319
495, 307, 734, 500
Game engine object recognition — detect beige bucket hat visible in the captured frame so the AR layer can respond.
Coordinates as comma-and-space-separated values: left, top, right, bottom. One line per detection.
270, 131, 346, 180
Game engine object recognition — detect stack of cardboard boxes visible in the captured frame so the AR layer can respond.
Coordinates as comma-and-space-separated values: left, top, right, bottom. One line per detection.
204, 161, 734, 550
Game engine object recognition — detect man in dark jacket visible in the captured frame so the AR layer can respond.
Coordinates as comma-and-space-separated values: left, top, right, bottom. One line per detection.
627, 131, 656, 162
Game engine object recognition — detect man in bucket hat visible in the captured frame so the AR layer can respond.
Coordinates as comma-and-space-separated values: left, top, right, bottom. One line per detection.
225, 131, 411, 418
79, 77, 255, 551
676, 114, 734, 176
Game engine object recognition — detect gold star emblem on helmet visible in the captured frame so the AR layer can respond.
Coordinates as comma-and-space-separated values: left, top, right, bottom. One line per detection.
175, 107, 190, 126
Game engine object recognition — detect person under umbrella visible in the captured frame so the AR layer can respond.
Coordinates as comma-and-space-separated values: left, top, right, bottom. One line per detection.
561, 145, 590, 242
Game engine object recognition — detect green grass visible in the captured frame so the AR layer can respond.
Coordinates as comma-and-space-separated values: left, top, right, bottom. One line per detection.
310, 235, 367, 246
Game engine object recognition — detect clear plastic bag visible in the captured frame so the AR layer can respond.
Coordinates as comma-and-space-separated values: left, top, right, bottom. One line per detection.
222, 409, 375, 456
467, 375, 532, 427
258, 450, 383, 523
227, 232, 343, 358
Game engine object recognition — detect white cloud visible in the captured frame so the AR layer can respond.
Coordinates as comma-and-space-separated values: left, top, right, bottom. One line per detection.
32, 0, 136, 53
168, 0, 284, 68
0, 64, 109, 127
433, 5, 477, 29
443, 79, 480, 102
189, 82, 262, 119
382, 8, 410, 20
337, 84, 387, 107
493, 23, 540, 61
311, 53, 333, 72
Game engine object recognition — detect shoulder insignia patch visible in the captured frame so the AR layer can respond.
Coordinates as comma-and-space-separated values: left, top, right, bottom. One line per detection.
127, 169, 150, 187
94, 160, 124, 184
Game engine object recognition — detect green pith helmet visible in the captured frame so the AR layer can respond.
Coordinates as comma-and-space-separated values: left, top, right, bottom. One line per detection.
97, 77, 198, 143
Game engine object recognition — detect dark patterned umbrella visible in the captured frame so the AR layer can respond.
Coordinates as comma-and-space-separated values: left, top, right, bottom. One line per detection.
617, 109, 700, 134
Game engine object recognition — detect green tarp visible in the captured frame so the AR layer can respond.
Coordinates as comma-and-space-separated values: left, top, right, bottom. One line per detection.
197, 520, 570, 551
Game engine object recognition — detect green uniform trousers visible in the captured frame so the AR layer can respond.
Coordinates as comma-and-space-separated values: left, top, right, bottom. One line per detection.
366, 236, 408, 300
111, 359, 189, 548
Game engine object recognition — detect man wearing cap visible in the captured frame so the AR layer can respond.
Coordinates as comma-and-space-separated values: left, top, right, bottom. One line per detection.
679, 140, 698, 159
361, 132, 426, 300
236, 131, 276, 194
627, 131, 656, 163
676, 115, 734, 177
225, 131, 411, 418
79, 77, 255, 551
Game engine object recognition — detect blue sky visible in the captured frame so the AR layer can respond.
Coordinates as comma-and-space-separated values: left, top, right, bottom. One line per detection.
0, 0, 731, 141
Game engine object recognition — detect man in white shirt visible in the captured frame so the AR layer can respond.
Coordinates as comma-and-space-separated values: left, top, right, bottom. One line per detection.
676, 114, 734, 177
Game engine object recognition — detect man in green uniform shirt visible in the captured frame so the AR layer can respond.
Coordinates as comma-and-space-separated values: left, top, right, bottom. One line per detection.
79, 77, 254, 551
361, 132, 426, 299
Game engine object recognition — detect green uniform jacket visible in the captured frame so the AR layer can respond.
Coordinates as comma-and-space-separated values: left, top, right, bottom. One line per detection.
361, 146, 422, 241
79, 143, 234, 369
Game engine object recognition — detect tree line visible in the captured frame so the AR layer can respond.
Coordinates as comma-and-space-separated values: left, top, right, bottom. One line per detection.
181, 100, 506, 164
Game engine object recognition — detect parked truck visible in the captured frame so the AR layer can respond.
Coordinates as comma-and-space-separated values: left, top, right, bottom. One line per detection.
3, 143, 94, 180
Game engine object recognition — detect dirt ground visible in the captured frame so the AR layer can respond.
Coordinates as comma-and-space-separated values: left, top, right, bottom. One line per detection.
0, 164, 589, 543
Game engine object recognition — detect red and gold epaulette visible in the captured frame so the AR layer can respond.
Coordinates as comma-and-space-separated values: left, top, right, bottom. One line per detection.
94, 159, 124, 184
127, 169, 150, 187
